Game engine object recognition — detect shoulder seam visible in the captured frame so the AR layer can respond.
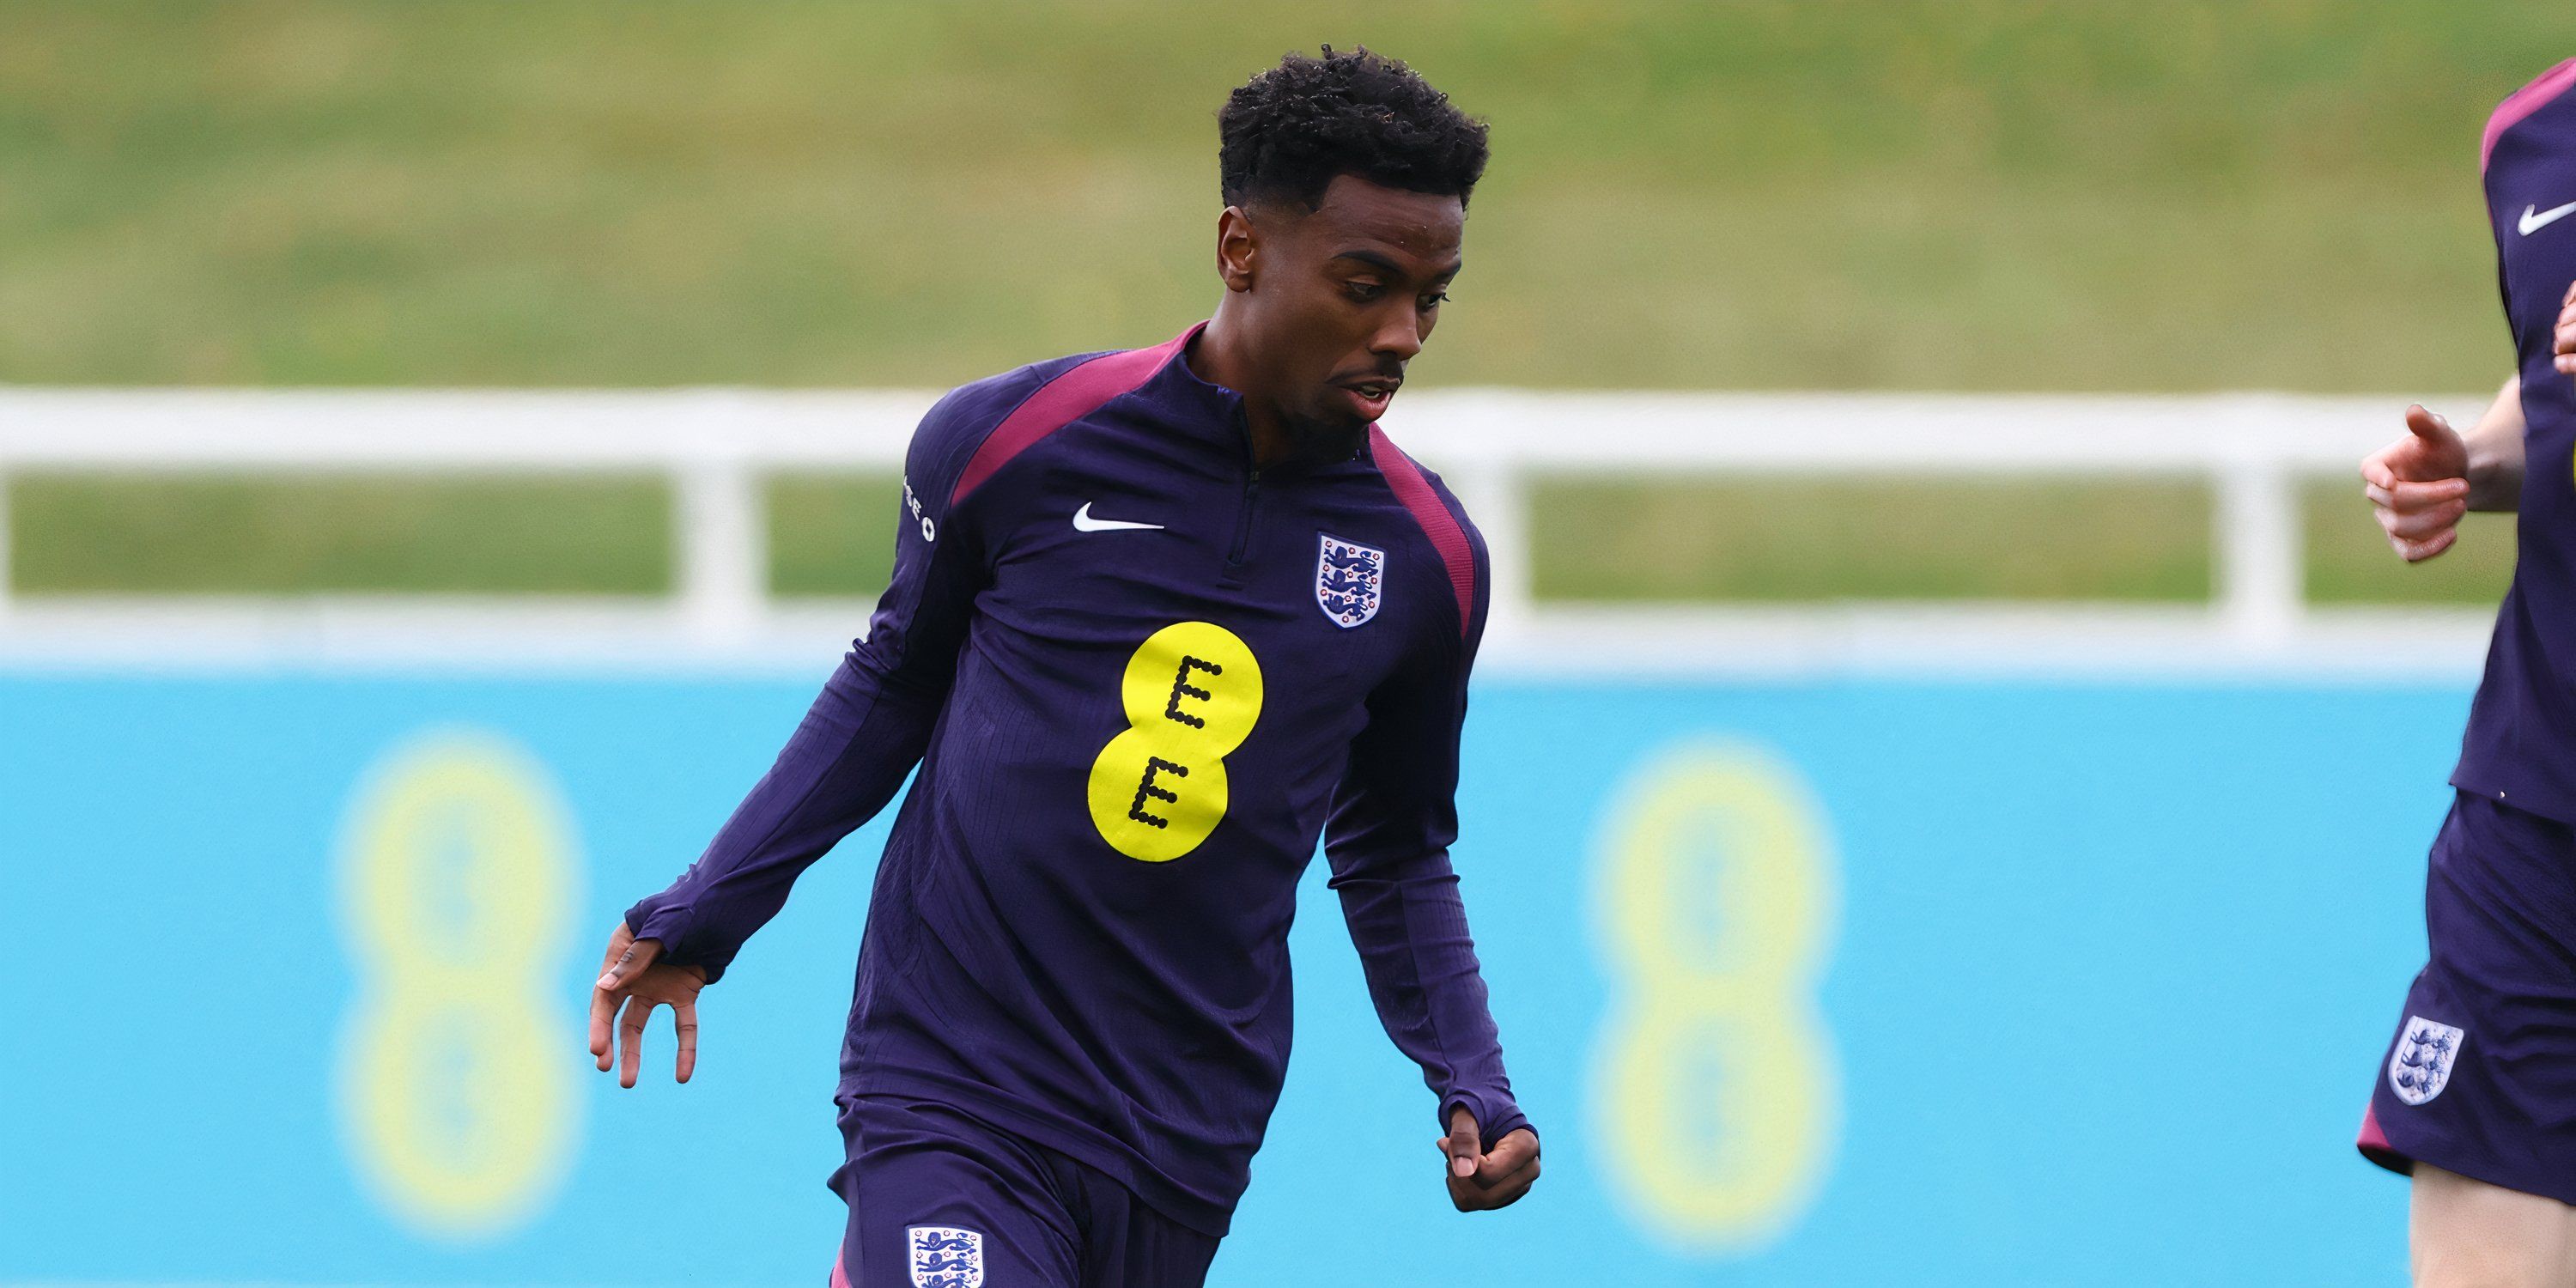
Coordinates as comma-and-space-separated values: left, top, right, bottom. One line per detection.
2485, 58, 2576, 172
1368, 425, 1477, 641
948, 327, 1198, 507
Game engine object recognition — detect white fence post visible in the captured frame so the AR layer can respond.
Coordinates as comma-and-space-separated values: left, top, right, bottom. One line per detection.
676, 453, 765, 646
2215, 456, 2300, 648
1457, 458, 1533, 641
0, 459, 12, 626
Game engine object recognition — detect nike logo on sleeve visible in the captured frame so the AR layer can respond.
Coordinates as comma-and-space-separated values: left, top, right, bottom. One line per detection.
2519, 200, 2576, 234
1072, 502, 1164, 532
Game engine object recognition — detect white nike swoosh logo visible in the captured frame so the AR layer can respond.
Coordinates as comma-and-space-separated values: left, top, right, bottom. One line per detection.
2521, 200, 2576, 235
1072, 502, 1163, 532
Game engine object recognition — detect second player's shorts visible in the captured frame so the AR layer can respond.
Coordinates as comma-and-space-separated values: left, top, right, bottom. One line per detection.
826, 1094, 1222, 1288
2360, 788, 2576, 1204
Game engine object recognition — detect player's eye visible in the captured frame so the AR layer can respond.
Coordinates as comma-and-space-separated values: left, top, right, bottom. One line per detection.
1419, 291, 1450, 309
1343, 280, 1385, 302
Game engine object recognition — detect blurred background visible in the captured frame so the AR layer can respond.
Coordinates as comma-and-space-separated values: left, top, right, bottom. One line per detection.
3, 3, 2561, 1284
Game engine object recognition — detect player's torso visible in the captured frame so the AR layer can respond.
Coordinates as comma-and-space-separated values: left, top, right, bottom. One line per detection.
923, 392, 1443, 924
2456, 64, 2576, 822
2491, 79, 2576, 537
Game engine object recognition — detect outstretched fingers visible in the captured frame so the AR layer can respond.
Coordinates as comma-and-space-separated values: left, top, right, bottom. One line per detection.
617, 993, 659, 1089
673, 999, 700, 1084
2365, 477, 2469, 517
2370, 491, 2468, 539
588, 981, 618, 1070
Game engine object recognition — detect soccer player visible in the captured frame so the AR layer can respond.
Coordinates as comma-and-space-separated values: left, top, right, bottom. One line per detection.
2358, 57, 2576, 1286
585, 47, 1537, 1287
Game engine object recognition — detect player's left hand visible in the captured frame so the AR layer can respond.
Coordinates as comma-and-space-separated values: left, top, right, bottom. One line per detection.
1437, 1106, 1540, 1212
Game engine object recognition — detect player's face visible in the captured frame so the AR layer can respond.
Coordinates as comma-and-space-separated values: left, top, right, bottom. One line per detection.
1239, 175, 1464, 441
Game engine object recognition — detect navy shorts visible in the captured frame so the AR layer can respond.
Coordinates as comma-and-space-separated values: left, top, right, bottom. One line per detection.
2361, 789, 2576, 1204
825, 1096, 1221, 1288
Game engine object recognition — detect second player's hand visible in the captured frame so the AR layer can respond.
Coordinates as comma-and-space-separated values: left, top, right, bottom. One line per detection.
1437, 1107, 1540, 1212
2361, 404, 2473, 562
586, 923, 708, 1089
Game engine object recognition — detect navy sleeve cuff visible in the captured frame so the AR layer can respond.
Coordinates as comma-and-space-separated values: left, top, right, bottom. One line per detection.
623, 898, 732, 986
1440, 1091, 1534, 1151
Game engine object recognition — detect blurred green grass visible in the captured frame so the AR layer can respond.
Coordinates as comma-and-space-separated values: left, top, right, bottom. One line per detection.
0, 0, 2557, 391
0, 2, 2555, 604
9, 471, 2522, 608
9, 473, 670, 594
1533, 477, 2214, 603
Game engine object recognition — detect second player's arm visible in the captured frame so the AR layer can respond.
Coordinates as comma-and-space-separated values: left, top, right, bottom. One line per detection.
2361, 378, 2524, 564
2462, 378, 2528, 513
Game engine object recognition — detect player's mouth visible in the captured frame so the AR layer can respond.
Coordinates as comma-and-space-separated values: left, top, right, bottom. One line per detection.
1333, 376, 1401, 421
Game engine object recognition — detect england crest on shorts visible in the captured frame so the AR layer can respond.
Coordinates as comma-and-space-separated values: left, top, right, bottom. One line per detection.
907, 1225, 983, 1288
2390, 1016, 2466, 1106
1315, 533, 1386, 629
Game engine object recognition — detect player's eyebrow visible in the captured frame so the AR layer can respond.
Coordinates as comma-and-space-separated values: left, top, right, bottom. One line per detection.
1331, 248, 1463, 283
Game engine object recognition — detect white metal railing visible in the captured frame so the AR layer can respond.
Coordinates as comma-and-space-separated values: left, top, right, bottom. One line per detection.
0, 387, 2501, 675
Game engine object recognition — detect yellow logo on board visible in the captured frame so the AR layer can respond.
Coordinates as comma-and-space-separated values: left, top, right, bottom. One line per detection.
1591, 740, 1840, 1251
1086, 621, 1265, 861
336, 727, 584, 1241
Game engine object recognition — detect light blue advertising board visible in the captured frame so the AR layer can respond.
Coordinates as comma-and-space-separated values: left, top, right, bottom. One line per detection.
3, 673, 2446, 1284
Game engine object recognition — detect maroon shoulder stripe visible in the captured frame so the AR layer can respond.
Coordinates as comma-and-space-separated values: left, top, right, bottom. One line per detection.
1370, 425, 1477, 640
950, 325, 1199, 506
2485, 58, 2576, 171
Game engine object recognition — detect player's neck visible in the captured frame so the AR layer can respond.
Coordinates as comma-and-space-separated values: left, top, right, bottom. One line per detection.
1188, 311, 1299, 469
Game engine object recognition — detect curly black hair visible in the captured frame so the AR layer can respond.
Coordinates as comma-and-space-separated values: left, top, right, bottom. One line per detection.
1218, 46, 1489, 211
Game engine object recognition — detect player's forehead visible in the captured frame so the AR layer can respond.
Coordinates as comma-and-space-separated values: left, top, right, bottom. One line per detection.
1300, 174, 1465, 278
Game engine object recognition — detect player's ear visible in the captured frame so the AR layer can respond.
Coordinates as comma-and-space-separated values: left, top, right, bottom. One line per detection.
1217, 205, 1259, 293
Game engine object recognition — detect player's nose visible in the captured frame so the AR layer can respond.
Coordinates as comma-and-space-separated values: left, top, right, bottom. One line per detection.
1368, 312, 1424, 363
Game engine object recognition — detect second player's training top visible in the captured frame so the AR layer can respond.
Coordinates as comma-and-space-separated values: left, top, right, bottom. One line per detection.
624, 324, 1528, 1234
2458, 60, 2576, 823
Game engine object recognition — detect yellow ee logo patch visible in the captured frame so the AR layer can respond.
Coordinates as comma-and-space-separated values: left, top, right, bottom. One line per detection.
1086, 621, 1264, 861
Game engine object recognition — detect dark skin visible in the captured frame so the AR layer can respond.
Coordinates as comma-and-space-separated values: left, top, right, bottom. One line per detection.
1195, 171, 1540, 1212
1189, 173, 1465, 469
587, 168, 1538, 1212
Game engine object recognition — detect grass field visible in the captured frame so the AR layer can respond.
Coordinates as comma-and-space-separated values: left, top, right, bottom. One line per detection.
0, 2, 2556, 603
1, 0, 2560, 392
7, 470, 2521, 608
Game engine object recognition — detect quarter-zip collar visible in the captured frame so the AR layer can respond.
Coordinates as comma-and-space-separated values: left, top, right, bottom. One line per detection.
1154, 321, 1370, 478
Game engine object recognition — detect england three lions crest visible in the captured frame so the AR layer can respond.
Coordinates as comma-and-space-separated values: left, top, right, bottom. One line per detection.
2389, 1016, 2464, 1106
907, 1225, 982, 1288
1315, 534, 1386, 629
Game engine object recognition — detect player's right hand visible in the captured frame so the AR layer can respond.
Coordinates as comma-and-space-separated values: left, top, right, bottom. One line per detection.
1436, 1106, 1540, 1212
586, 923, 708, 1089
2360, 404, 2472, 562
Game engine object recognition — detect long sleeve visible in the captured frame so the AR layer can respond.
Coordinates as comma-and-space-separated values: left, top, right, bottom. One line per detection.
1322, 526, 1531, 1147
623, 397, 989, 984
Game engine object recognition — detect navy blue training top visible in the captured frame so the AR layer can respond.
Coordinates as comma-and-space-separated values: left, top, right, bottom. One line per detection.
2458, 61, 2576, 823
625, 323, 1528, 1234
